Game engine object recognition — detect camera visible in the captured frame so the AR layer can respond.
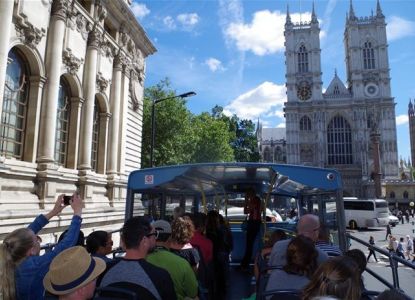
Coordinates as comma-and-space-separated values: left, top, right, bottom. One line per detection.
63, 195, 71, 206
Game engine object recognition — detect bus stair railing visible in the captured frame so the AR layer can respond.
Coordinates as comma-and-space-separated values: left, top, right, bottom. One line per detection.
346, 232, 414, 298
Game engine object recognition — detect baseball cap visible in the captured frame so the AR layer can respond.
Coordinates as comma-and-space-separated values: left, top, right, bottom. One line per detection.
153, 220, 171, 234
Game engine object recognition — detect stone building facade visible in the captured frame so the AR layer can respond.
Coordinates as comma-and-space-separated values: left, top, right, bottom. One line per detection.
256, 124, 286, 163
284, 1, 398, 197
0, 0, 155, 241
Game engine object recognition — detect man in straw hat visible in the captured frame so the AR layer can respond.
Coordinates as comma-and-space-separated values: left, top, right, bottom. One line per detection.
43, 246, 106, 299
98, 216, 176, 300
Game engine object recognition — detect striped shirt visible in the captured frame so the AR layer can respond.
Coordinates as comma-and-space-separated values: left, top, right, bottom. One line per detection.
315, 241, 342, 257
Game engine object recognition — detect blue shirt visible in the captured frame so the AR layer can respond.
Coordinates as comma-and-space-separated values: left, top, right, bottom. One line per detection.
15, 214, 82, 300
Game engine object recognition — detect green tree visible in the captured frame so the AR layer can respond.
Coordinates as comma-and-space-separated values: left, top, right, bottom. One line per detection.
141, 79, 192, 168
211, 106, 260, 162
189, 113, 235, 163
141, 81, 237, 167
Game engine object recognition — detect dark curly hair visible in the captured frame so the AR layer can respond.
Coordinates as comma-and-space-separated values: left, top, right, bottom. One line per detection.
170, 216, 195, 244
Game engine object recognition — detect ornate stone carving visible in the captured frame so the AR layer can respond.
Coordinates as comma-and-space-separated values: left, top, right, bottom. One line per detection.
129, 70, 143, 111
100, 41, 117, 58
75, 13, 89, 40
96, 72, 109, 93
95, 0, 108, 23
15, 16, 46, 48
62, 49, 84, 75
51, 0, 70, 20
113, 52, 128, 70
87, 29, 102, 49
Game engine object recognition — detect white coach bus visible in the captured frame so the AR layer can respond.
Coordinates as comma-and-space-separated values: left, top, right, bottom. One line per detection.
344, 198, 389, 229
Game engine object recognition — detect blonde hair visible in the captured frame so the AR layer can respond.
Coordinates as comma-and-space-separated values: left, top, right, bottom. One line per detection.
171, 216, 194, 244
1, 228, 34, 300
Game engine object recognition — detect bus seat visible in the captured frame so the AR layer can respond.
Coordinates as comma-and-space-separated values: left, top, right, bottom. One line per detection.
361, 290, 380, 300
258, 289, 301, 300
94, 286, 138, 300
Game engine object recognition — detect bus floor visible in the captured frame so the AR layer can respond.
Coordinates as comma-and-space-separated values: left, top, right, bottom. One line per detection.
226, 264, 255, 300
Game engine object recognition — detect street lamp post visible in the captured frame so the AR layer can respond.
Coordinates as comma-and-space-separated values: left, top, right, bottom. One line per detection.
150, 91, 196, 167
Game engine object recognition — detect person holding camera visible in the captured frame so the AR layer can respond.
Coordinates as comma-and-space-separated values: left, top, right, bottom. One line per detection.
0, 193, 83, 300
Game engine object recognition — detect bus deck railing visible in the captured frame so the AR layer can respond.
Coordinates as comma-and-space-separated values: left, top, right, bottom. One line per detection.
346, 232, 415, 294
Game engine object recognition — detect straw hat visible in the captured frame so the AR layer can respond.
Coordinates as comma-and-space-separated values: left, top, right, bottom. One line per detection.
43, 246, 106, 295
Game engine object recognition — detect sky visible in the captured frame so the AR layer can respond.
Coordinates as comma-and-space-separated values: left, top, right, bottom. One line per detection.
131, 0, 415, 161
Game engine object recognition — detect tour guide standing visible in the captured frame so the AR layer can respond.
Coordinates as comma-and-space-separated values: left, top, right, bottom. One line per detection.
240, 189, 262, 271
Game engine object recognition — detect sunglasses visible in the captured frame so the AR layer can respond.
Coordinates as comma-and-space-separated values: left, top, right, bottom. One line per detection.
146, 230, 159, 239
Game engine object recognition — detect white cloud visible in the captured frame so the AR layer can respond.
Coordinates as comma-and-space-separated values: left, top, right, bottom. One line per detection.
163, 16, 176, 30
387, 16, 415, 41
131, 2, 150, 19
225, 10, 320, 56
205, 58, 225, 72
396, 114, 408, 126
177, 13, 200, 30
276, 123, 286, 128
224, 81, 286, 120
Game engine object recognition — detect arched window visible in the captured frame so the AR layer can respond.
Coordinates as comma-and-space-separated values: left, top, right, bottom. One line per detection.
299, 116, 311, 131
1, 49, 29, 159
263, 147, 271, 162
389, 191, 395, 199
403, 191, 409, 199
91, 99, 100, 172
54, 78, 71, 165
274, 146, 283, 162
327, 115, 353, 165
297, 45, 309, 73
363, 41, 375, 70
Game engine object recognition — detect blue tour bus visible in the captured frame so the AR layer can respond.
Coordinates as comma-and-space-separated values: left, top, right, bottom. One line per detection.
125, 162, 348, 259
112, 162, 413, 299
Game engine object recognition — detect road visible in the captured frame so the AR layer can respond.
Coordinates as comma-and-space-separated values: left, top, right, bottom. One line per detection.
348, 219, 415, 298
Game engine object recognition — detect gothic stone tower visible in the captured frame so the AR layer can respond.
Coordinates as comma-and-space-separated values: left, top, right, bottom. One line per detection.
408, 99, 415, 167
284, 0, 398, 197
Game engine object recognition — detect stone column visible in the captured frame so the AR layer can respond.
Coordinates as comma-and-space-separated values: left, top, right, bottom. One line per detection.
79, 29, 100, 170
371, 131, 382, 198
0, 0, 14, 112
97, 112, 110, 174
107, 54, 124, 174
37, 0, 68, 163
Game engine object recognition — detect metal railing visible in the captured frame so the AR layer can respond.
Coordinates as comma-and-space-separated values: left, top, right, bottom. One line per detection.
346, 233, 415, 293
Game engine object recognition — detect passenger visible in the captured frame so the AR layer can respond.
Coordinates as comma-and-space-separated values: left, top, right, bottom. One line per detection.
302, 256, 361, 300
58, 229, 85, 247
86, 230, 113, 262
43, 246, 106, 300
189, 212, 214, 300
0, 193, 83, 300
98, 216, 176, 300
344, 249, 367, 291
265, 236, 318, 292
205, 210, 229, 299
173, 206, 185, 220
240, 189, 262, 271
269, 214, 328, 267
315, 225, 342, 257
168, 216, 200, 272
377, 289, 410, 300
189, 212, 213, 264
254, 229, 287, 281
146, 220, 198, 300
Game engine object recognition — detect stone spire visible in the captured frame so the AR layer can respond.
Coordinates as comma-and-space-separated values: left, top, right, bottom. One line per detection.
286, 4, 292, 25
376, 0, 384, 18
349, 0, 357, 21
409, 98, 414, 117
311, 1, 318, 24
